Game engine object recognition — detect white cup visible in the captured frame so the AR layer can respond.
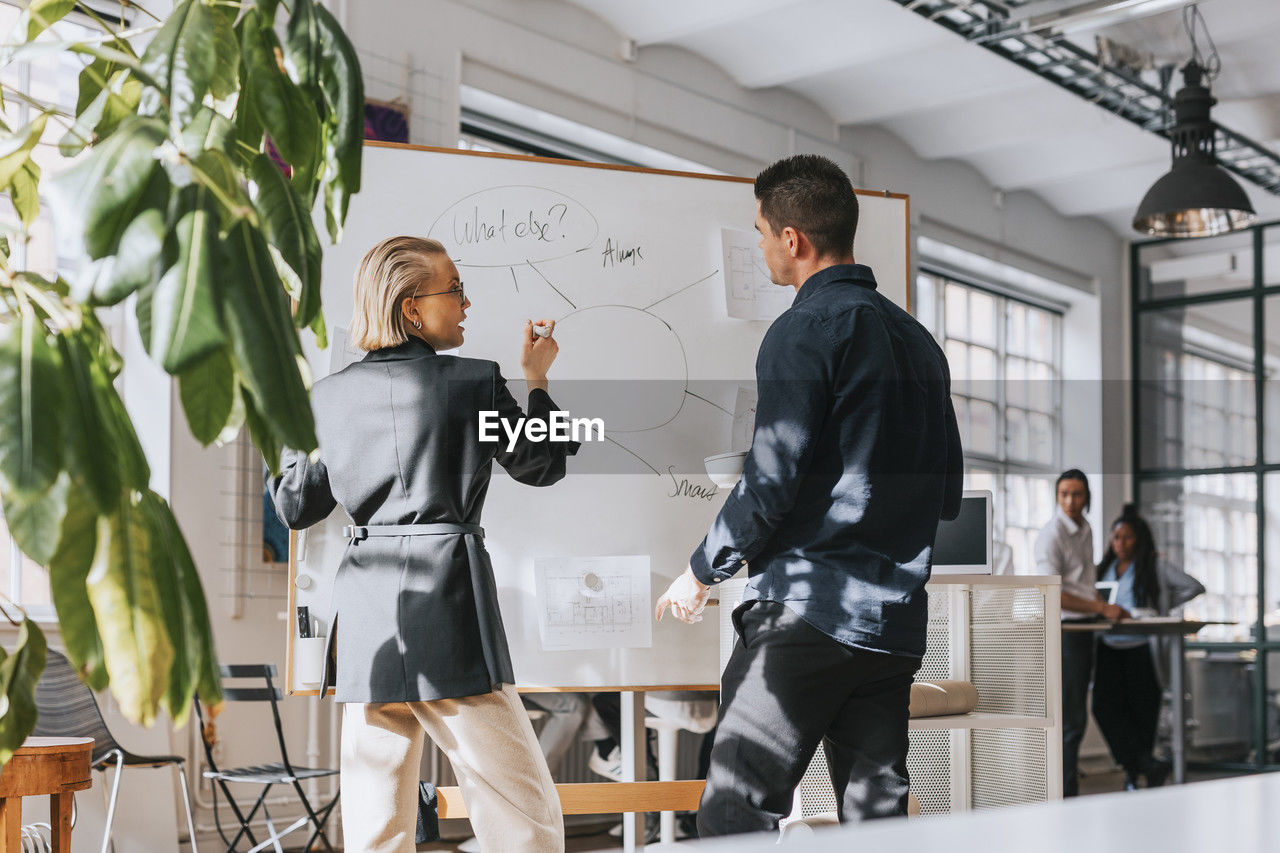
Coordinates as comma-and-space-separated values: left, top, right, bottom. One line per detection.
295, 636, 328, 686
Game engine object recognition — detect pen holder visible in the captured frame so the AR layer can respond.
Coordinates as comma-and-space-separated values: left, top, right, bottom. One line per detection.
295, 636, 328, 687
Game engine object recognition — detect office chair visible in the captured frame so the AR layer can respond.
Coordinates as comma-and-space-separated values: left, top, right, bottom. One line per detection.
32, 649, 200, 853
193, 664, 338, 853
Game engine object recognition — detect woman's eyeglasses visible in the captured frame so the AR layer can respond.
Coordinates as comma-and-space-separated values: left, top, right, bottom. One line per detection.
415, 282, 466, 305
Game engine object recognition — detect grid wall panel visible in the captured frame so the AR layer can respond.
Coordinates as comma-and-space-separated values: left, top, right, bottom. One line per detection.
907, 730, 954, 815
971, 728, 1049, 809
798, 750, 839, 817
970, 586, 1047, 716
917, 586, 954, 682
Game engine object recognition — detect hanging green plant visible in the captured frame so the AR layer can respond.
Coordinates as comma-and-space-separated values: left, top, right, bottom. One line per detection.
0, 0, 364, 764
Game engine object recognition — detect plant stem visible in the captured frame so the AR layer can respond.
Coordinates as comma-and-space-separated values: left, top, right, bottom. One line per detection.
0, 84, 73, 127
0, 592, 24, 627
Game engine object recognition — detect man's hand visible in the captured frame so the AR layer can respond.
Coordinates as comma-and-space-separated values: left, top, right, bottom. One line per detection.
1101, 603, 1130, 621
655, 566, 711, 624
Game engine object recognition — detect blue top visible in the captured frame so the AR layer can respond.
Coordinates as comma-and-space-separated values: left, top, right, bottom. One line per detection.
689, 264, 964, 658
1100, 559, 1147, 649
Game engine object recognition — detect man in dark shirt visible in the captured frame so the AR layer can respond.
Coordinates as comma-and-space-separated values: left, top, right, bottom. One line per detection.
656, 154, 963, 836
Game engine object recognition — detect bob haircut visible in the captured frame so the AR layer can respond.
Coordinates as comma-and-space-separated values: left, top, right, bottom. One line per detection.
348, 236, 450, 351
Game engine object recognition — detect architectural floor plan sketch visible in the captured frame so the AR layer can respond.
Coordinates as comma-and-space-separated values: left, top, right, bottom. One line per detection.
722, 227, 794, 321
534, 555, 652, 650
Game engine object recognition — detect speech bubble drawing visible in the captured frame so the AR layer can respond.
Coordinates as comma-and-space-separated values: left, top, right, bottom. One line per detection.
428, 185, 599, 267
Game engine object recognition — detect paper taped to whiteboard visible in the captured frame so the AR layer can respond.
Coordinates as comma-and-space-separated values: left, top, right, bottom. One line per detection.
721, 228, 793, 321
534, 555, 652, 650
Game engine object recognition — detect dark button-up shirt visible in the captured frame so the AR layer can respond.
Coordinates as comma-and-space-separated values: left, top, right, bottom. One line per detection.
690, 264, 963, 658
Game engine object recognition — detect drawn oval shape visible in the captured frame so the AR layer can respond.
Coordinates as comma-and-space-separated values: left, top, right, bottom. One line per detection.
428, 185, 599, 267
549, 305, 687, 433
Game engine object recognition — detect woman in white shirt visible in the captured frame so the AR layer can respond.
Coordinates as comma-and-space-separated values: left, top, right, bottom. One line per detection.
1033, 469, 1125, 797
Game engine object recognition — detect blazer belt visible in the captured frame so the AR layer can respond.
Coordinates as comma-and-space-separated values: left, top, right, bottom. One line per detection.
342, 522, 484, 542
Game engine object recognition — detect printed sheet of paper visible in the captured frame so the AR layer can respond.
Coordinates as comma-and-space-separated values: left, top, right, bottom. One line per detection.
327, 326, 366, 376
721, 228, 794, 321
534, 555, 652, 651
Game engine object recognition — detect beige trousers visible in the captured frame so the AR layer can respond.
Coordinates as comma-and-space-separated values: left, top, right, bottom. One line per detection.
340, 685, 564, 853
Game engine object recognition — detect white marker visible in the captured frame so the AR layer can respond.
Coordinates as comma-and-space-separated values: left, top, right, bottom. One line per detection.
532, 323, 552, 338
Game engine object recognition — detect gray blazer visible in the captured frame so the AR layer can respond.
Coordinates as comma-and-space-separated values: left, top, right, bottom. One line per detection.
269, 336, 577, 702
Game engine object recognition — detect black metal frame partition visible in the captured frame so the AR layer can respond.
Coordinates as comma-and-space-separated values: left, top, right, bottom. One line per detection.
1131, 218, 1280, 774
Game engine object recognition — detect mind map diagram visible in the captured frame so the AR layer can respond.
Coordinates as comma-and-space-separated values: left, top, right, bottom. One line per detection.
426, 185, 739, 480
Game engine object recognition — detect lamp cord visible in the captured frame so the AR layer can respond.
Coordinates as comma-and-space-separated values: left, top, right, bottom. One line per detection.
1182, 3, 1220, 81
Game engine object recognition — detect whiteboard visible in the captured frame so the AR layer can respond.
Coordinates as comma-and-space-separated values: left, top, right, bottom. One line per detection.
288, 143, 909, 693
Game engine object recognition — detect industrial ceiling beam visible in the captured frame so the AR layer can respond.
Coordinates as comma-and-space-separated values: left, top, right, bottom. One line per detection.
889, 0, 1280, 196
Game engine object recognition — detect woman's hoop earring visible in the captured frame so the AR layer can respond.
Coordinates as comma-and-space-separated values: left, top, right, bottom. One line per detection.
412, 319, 422, 330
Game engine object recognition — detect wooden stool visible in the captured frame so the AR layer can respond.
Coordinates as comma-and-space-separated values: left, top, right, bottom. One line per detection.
0, 737, 93, 852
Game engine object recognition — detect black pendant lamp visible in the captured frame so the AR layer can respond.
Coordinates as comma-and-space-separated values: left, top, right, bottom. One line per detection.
1132, 60, 1256, 238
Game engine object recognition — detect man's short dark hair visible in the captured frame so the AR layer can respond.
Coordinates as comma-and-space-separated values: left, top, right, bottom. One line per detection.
754, 155, 859, 259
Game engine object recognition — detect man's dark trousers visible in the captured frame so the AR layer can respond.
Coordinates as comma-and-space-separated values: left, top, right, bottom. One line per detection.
1061, 629, 1096, 797
697, 601, 921, 837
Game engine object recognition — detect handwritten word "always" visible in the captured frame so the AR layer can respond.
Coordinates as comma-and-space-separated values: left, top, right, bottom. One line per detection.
602, 238, 644, 268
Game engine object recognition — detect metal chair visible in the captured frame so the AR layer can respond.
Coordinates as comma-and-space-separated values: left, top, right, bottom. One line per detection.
32, 648, 199, 853
193, 664, 338, 853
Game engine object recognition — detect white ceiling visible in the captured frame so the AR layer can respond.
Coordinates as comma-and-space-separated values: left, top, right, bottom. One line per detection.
566, 0, 1280, 237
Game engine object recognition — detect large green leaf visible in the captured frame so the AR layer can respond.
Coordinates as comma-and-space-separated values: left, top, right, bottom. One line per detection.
136, 491, 190, 723
284, 0, 324, 108
147, 186, 225, 373
87, 499, 173, 727
73, 205, 167, 306
206, 3, 239, 101
251, 153, 321, 326
241, 383, 283, 476
0, 308, 66, 493
139, 491, 221, 723
86, 344, 151, 495
313, 2, 363, 241
46, 117, 166, 261
0, 470, 69, 565
138, 0, 226, 127
74, 38, 139, 117
55, 332, 121, 513
7, 158, 39, 227
218, 220, 317, 452
61, 56, 143, 157
47, 483, 107, 690
0, 617, 47, 769
181, 108, 235, 158
240, 8, 318, 170
178, 346, 236, 446
0, 111, 49, 188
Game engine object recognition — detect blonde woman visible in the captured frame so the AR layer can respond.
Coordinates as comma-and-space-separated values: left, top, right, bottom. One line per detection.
270, 236, 572, 852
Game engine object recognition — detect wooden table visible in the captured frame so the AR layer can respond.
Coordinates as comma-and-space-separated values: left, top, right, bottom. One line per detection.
0, 737, 94, 852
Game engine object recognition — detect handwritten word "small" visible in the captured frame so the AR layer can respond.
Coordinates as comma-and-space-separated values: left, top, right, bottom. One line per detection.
667, 466, 718, 501
478, 411, 604, 452
602, 238, 644, 268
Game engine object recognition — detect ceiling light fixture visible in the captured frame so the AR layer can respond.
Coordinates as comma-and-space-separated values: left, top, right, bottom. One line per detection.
1131, 5, 1255, 238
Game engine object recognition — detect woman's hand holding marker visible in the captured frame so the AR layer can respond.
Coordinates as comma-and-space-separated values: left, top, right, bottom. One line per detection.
521, 318, 558, 392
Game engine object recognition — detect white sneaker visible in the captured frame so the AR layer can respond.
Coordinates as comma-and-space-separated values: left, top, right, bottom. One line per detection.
588, 746, 624, 782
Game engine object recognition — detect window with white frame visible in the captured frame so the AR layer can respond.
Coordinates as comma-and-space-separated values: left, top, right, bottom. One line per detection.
0, 3, 102, 618
916, 269, 1064, 575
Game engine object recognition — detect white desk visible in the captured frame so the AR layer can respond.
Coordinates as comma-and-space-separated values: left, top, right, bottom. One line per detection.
698, 772, 1280, 852
1062, 618, 1217, 784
